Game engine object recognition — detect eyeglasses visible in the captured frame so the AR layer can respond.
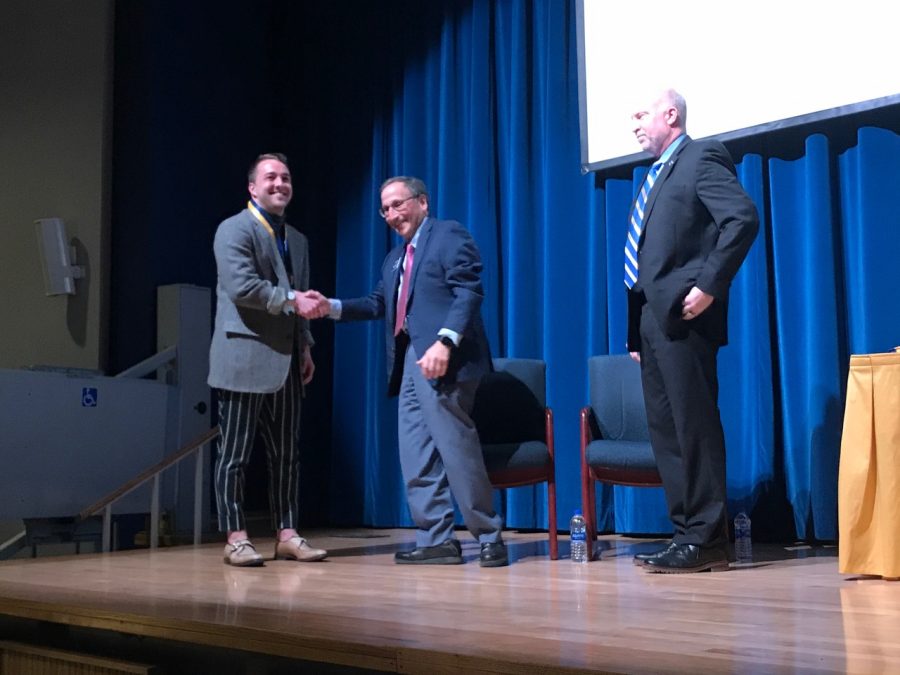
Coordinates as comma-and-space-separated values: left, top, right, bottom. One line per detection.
378, 194, 418, 219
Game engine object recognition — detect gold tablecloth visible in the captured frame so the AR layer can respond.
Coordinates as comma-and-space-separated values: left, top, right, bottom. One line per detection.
838, 352, 900, 577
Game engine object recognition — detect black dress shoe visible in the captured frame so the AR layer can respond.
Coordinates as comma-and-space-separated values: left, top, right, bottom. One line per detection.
633, 540, 677, 566
479, 541, 509, 568
394, 539, 463, 565
643, 543, 730, 574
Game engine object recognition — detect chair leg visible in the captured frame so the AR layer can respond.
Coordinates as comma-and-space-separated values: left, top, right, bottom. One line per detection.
548, 478, 558, 561
579, 407, 597, 561
544, 406, 558, 561
587, 479, 598, 561
580, 482, 596, 561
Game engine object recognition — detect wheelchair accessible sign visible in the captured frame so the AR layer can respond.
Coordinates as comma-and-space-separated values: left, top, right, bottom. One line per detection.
82, 387, 98, 407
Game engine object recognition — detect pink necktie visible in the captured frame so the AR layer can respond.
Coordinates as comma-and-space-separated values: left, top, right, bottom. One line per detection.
394, 243, 415, 336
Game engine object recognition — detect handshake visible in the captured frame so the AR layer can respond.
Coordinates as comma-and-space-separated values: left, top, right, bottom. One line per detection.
292, 290, 331, 319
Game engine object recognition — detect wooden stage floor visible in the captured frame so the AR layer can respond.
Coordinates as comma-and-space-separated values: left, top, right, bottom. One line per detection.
0, 529, 898, 674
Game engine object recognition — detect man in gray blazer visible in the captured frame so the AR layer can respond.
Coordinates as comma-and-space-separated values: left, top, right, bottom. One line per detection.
319, 176, 508, 567
208, 152, 328, 567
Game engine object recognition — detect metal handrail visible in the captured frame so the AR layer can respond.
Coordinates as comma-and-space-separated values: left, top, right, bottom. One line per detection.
114, 345, 177, 379
78, 427, 219, 552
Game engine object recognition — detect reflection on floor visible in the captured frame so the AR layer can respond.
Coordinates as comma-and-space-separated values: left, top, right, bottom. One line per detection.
1, 528, 895, 674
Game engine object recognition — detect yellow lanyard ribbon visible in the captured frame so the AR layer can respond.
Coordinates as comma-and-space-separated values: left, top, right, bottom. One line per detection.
247, 200, 276, 239
247, 200, 287, 260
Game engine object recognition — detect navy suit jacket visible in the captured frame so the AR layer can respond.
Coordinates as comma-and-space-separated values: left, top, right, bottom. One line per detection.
627, 137, 759, 350
340, 217, 492, 397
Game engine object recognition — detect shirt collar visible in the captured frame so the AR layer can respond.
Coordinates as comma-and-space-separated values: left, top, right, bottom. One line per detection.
408, 217, 428, 247
656, 133, 686, 166
250, 198, 286, 229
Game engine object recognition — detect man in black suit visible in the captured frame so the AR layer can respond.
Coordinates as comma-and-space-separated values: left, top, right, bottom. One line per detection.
625, 90, 759, 573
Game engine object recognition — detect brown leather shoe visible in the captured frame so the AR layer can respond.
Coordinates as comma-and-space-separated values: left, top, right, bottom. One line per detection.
224, 539, 264, 567
274, 536, 328, 562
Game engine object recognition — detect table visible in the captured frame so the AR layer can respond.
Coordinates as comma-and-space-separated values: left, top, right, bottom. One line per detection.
838, 351, 900, 578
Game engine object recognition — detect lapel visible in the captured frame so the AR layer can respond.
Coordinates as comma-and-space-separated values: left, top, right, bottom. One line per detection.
386, 217, 433, 326
405, 218, 434, 302
640, 136, 691, 243
284, 225, 304, 286
248, 208, 291, 287
387, 242, 406, 328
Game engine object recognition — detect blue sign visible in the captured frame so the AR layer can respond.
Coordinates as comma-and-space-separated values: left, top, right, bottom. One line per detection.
82, 387, 98, 407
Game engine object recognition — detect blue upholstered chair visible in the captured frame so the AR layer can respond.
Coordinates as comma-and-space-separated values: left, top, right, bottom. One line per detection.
580, 354, 661, 560
472, 358, 558, 560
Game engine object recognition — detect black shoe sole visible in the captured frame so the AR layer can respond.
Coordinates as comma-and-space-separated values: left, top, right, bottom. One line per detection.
644, 560, 730, 574
479, 557, 509, 568
634, 554, 670, 567
394, 556, 464, 565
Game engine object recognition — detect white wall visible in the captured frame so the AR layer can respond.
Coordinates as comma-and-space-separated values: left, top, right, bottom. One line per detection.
0, 0, 113, 370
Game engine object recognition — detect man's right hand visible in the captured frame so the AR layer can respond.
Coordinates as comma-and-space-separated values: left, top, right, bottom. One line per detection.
629, 351, 641, 364
294, 290, 330, 318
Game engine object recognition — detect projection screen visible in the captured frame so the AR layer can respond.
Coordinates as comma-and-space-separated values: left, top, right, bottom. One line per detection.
576, 0, 900, 172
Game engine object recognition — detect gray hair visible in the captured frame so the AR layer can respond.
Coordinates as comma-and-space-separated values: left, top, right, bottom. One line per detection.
663, 89, 687, 129
380, 176, 429, 200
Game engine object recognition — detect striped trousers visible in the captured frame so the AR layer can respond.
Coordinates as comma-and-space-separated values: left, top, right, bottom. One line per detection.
214, 358, 301, 532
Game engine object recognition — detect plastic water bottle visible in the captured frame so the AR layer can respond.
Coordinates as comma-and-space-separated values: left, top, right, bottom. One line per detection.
570, 509, 588, 563
734, 511, 752, 564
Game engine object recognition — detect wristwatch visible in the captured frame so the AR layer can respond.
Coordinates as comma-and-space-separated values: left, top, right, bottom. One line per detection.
438, 335, 455, 350
286, 291, 296, 312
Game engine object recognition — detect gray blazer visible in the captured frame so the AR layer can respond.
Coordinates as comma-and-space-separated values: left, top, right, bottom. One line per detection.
208, 207, 314, 393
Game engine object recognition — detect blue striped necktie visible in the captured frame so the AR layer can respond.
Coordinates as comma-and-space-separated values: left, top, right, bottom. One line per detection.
624, 161, 664, 289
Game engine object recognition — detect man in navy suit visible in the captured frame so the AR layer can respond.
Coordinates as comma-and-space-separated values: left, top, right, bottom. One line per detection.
625, 91, 759, 573
321, 176, 507, 567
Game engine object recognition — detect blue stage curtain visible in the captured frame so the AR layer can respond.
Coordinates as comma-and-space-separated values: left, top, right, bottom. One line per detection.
766, 128, 900, 540
329, 0, 900, 541
720, 155, 777, 526
770, 136, 845, 540
838, 128, 900, 354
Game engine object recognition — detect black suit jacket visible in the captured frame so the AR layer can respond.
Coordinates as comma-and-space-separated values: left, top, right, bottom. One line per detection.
627, 137, 759, 350
340, 217, 492, 397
